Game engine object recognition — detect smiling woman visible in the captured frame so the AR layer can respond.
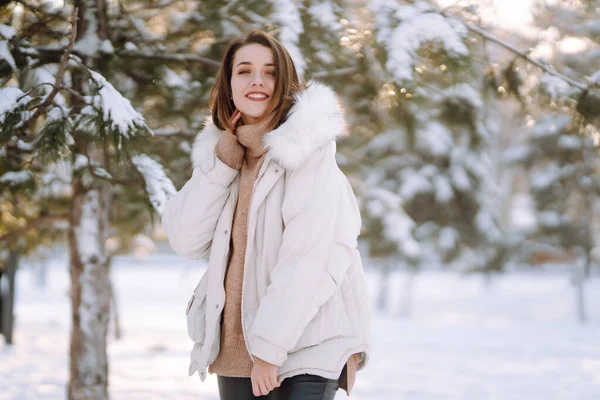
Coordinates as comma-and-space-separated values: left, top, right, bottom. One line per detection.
162, 29, 372, 400
209, 31, 301, 134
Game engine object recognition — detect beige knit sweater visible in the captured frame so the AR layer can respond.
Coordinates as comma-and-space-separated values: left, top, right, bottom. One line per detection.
207, 114, 359, 395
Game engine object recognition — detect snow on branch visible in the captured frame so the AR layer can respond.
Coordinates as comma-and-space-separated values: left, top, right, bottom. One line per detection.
131, 154, 175, 215
271, 0, 306, 77
370, 0, 469, 83
85, 69, 148, 138
434, 4, 588, 91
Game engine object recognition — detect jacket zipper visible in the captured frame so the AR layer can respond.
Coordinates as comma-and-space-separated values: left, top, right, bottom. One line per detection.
240, 158, 272, 363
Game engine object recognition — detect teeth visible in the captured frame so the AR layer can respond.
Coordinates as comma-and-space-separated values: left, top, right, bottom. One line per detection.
247, 94, 267, 99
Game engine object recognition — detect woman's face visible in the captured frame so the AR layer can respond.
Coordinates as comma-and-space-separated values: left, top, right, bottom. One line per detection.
231, 44, 276, 124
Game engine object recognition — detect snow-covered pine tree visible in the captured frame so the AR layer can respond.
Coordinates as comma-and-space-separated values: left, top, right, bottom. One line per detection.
1, 2, 175, 398
498, 0, 600, 321
360, 0, 506, 276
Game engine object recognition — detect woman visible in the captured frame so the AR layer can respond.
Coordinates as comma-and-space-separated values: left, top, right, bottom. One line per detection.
162, 30, 372, 400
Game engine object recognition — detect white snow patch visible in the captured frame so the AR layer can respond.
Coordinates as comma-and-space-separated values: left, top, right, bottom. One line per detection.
0, 170, 32, 185
372, 4, 469, 82
450, 165, 471, 191
271, 0, 306, 77
444, 83, 483, 109
0, 87, 32, 124
417, 122, 454, 156
540, 74, 574, 100
0, 24, 16, 39
132, 154, 176, 215
88, 69, 147, 137
0, 40, 16, 71
558, 135, 581, 150
530, 164, 561, 190
308, 1, 342, 31
73, 6, 102, 57
400, 170, 432, 199
433, 175, 454, 203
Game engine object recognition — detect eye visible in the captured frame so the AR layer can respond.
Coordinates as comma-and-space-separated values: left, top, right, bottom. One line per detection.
238, 70, 250, 74
266, 70, 276, 76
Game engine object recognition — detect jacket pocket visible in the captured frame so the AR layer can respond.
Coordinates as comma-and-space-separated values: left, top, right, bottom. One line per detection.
186, 273, 209, 343
290, 243, 354, 353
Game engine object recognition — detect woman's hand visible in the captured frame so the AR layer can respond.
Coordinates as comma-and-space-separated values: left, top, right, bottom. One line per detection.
227, 109, 243, 136
251, 356, 280, 396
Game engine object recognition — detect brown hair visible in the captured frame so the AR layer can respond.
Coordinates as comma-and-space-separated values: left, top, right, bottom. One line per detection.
210, 30, 303, 132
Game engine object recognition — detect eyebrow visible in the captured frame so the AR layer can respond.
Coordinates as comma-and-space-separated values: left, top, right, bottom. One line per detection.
235, 62, 276, 68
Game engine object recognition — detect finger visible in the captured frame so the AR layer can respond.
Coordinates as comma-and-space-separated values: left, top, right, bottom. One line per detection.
252, 378, 261, 397
258, 378, 269, 396
269, 372, 280, 389
265, 376, 274, 393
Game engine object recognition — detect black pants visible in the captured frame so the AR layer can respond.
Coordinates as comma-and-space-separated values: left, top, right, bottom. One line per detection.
217, 374, 339, 400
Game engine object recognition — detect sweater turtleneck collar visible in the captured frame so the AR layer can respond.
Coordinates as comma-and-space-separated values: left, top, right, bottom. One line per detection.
235, 112, 277, 158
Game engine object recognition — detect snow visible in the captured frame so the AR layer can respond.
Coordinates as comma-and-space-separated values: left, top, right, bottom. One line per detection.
475, 210, 503, 243
40, 162, 72, 198
0, 170, 32, 185
0, 24, 16, 39
73, 6, 102, 57
0, 87, 32, 124
163, 67, 188, 89
100, 39, 115, 54
444, 83, 483, 109
433, 175, 453, 203
75, 191, 103, 267
131, 154, 176, 215
530, 164, 561, 190
308, 1, 342, 31
537, 210, 563, 229
371, 3, 469, 82
2, 253, 600, 399
450, 165, 471, 191
531, 115, 571, 138
504, 146, 530, 164
400, 170, 432, 199
590, 70, 600, 85
558, 135, 582, 150
385, 212, 420, 258
271, 0, 306, 77
0, 40, 16, 71
417, 122, 454, 156
540, 74, 574, 100
87, 69, 148, 137
438, 226, 458, 250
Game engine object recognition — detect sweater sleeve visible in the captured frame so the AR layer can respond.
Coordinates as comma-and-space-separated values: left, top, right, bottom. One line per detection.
215, 131, 245, 170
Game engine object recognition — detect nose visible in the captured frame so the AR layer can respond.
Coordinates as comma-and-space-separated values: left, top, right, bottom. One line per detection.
251, 72, 264, 87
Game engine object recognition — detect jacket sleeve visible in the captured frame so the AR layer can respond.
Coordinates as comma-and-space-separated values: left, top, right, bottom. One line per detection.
246, 143, 361, 366
161, 153, 238, 259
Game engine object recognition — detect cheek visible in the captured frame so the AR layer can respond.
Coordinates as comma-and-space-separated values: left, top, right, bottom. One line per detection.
230, 77, 245, 97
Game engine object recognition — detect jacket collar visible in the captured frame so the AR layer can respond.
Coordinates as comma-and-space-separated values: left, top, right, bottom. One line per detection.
191, 80, 347, 171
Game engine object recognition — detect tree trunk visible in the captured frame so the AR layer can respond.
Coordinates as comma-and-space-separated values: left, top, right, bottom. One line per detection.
68, 180, 112, 400
376, 259, 391, 312
397, 267, 417, 317
1, 251, 18, 344
574, 248, 587, 324
67, 1, 113, 397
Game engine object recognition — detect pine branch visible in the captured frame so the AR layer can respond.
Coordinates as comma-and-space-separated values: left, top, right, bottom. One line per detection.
20, 6, 78, 135
0, 215, 69, 243
434, 5, 588, 91
32, 46, 222, 70
312, 67, 359, 80
116, 50, 221, 69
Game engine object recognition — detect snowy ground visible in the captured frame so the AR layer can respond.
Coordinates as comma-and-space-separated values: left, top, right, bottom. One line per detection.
1, 252, 600, 400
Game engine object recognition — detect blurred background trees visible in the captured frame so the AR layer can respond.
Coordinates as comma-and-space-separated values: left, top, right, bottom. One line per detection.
1, 0, 599, 397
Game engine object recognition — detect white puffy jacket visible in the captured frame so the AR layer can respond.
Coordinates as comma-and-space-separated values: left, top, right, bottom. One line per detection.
162, 81, 372, 383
